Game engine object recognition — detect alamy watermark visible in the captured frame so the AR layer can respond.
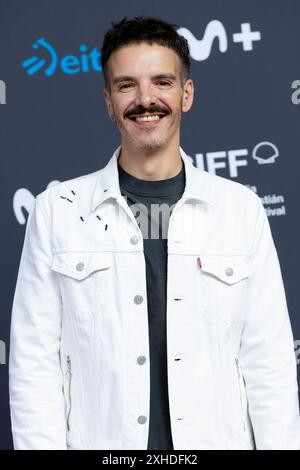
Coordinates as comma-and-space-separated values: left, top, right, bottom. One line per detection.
0, 340, 6, 365
291, 80, 300, 105
115, 196, 202, 240
0, 79, 6, 104
0, 338, 299, 366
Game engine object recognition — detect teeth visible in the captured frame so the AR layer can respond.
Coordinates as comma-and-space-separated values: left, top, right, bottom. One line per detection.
135, 115, 161, 122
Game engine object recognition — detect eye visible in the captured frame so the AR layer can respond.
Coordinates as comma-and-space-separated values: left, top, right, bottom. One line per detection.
119, 83, 133, 90
157, 80, 171, 86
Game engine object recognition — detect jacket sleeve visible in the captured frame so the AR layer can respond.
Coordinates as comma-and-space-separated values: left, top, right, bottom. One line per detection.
239, 194, 300, 449
9, 194, 67, 449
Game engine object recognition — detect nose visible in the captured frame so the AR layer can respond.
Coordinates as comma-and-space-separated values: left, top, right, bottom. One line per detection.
134, 82, 157, 109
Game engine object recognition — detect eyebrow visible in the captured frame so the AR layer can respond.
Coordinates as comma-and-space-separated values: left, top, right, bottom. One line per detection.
112, 73, 177, 86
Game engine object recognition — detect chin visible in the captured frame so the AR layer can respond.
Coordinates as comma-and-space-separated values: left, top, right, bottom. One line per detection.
125, 133, 170, 150
133, 140, 169, 151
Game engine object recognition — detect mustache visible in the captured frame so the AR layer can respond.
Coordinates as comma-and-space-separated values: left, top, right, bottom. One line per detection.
125, 106, 170, 118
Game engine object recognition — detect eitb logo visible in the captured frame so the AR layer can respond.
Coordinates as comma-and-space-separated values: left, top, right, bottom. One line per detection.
21, 38, 102, 76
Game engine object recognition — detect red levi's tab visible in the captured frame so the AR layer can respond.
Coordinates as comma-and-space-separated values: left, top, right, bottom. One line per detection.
197, 257, 202, 269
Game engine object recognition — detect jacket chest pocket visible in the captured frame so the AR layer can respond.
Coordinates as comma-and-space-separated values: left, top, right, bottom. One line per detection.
51, 251, 111, 324
198, 254, 250, 325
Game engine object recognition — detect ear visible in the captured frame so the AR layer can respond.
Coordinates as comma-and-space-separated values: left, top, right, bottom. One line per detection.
182, 79, 194, 113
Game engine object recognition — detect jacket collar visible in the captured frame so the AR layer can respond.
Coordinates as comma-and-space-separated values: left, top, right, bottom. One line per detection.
90, 145, 215, 213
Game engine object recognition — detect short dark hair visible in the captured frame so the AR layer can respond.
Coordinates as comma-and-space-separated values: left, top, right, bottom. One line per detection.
100, 16, 190, 92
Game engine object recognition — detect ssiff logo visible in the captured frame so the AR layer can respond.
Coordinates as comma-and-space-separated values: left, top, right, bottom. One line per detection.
21, 38, 102, 76
195, 141, 279, 177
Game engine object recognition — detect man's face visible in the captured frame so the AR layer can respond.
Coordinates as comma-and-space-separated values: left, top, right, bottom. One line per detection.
103, 42, 194, 151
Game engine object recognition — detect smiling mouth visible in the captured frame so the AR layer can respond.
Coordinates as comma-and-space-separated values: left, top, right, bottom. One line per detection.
127, 113, 168, 123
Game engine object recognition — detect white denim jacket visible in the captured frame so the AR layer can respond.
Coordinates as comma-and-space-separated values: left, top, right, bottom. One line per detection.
9, 145, 300, 450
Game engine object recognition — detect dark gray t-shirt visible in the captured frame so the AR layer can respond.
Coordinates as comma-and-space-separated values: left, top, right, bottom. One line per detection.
118, 158, 186, 450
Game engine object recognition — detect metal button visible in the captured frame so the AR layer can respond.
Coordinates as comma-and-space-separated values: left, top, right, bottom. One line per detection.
137, 355, 146, 365
76, 262, 85, 271
225, 267, 234, 277
134, 295, 143, 304
137, 415, 147, 424
130, 235, 139, 245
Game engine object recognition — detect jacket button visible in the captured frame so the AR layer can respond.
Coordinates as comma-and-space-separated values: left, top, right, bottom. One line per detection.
134, 295, 143, 304
225, 267, 234, 277
130, 235, 139, 245
137, 355, 146, 365
76, 262, 85, 271
137, 415, 147, 424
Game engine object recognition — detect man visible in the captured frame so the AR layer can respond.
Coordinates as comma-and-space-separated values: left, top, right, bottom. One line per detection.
9, 16, 300, 450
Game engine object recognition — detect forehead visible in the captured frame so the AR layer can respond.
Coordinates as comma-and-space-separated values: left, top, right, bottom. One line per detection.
107, 42, 180, 77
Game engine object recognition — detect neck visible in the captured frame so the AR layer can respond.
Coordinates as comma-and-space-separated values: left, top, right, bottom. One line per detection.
117, 139, 183, 181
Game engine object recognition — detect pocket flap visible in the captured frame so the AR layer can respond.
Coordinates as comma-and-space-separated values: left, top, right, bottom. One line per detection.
51, 252, 111, 280
200, 255, 249, 285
